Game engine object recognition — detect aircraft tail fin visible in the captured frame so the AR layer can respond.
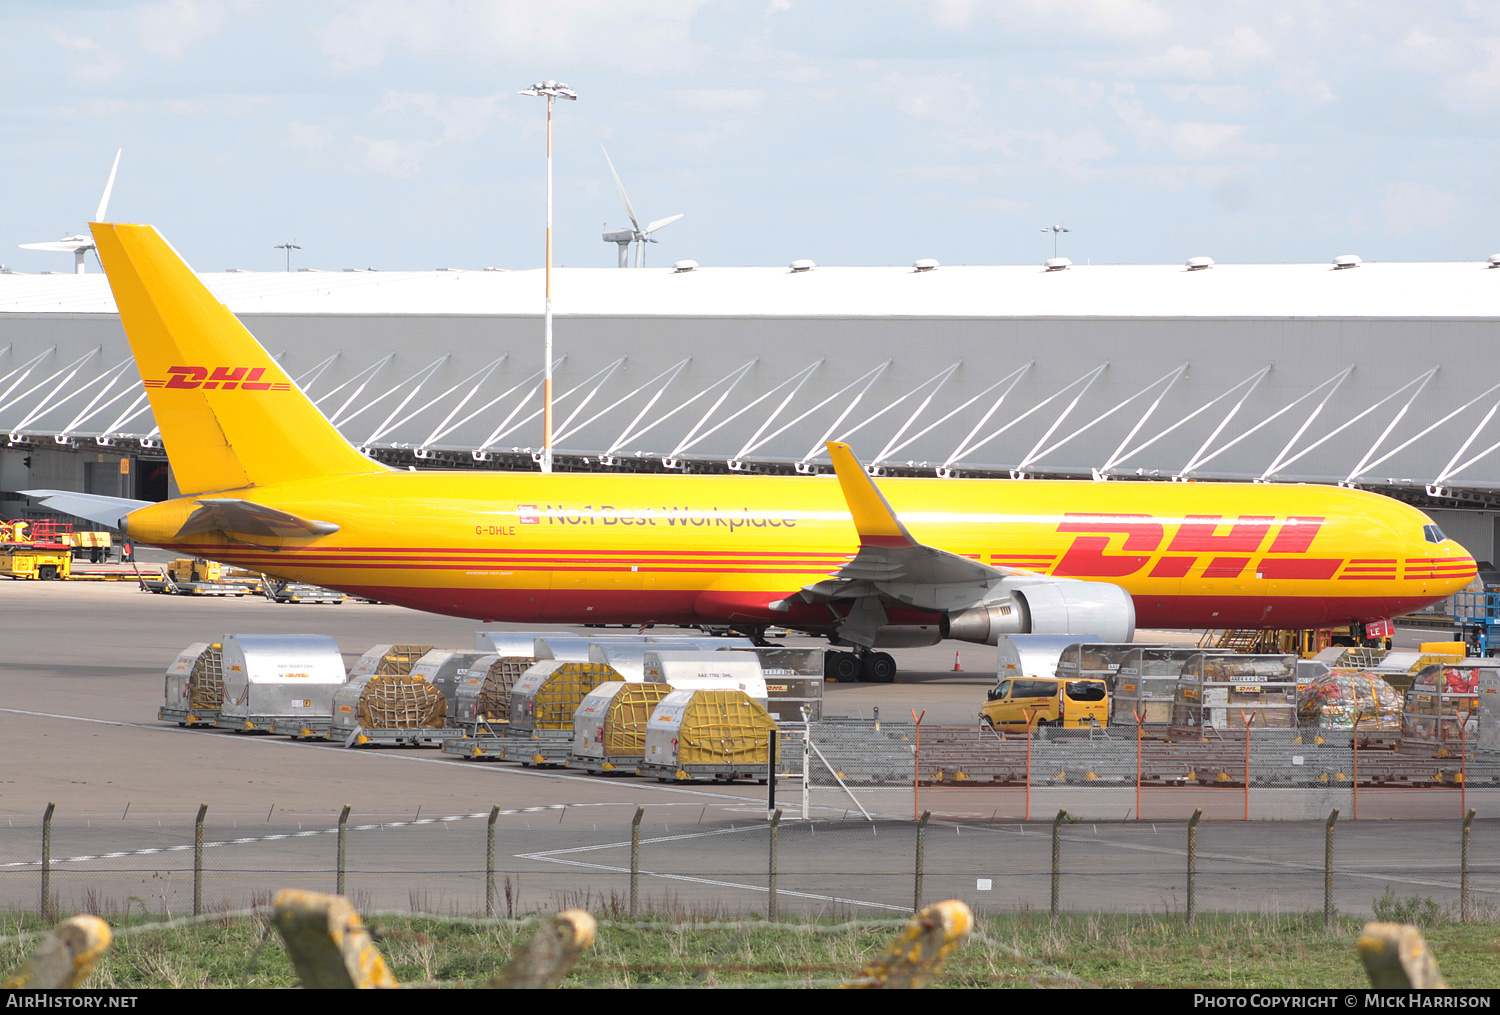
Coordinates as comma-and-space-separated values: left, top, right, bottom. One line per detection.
90, 223, 383, 495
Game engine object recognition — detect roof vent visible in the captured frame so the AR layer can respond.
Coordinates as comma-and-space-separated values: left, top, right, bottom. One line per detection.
1332, 254, 1362, 269
1043, 257, 1072, 271
1185, 256, 1214, 270
1488, 254, 1500, 269
789, 259, 816, 272
672, 259, 699, 273
912, 258, 939, 272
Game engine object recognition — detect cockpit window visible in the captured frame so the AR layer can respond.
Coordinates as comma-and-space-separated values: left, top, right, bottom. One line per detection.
1423, 524, 1448, 544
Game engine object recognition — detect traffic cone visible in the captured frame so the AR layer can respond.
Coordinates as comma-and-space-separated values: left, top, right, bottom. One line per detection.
952, 650, 963, 672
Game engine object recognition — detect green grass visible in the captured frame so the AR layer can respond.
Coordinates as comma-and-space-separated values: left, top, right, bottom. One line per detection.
4, 907, 1499, 988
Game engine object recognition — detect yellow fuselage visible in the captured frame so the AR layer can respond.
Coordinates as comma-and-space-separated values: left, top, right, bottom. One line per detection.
124, 469, 1475, 629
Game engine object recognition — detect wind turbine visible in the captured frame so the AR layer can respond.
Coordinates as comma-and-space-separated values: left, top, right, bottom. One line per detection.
20, 149, 122, 274
600, 146, 683, 267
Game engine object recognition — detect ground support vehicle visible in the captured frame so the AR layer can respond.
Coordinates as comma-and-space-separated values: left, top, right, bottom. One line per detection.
263, 578, 345, 604
0, 543, 71, 580
980, 674, 1109, 729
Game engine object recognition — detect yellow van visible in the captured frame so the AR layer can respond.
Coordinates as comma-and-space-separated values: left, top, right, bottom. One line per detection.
979, 675, 1109, 729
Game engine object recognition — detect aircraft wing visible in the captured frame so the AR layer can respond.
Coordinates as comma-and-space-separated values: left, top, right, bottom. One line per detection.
20, 490, 152, 530
792, 443, 1014, 615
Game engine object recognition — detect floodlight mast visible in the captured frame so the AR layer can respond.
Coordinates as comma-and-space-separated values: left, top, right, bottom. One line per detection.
1041, 222, 1070, 258
519, 80, 577, 474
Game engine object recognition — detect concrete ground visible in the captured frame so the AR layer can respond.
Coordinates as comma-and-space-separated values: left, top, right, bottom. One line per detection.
0, 579, 1489, 918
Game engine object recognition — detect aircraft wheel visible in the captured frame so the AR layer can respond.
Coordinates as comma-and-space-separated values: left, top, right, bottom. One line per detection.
826, 651, 862, 682
862, 652, 897, 683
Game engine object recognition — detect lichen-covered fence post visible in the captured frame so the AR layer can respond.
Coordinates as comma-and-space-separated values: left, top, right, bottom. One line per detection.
487, 909, 597, 989
2, 916, 111, 989
845, 900, 972, 989
271, 888, 398, 989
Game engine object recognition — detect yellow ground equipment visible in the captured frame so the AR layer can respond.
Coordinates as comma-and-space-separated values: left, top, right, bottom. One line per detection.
641, 688, 779, 782
0, 518, 72, 580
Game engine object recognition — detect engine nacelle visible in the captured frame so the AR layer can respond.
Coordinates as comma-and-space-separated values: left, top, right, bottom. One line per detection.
942, 580, 1136, 645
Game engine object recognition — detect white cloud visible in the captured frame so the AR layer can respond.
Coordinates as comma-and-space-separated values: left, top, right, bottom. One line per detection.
1381, 182, 1459, 236
673, 89, 768, 112
1160, 83, 1259, 114
312, 0, 708, 75
46, 27, 128, 84
136, 0, 256, 60
285, 122, 334, 150
376, 92, 508, 144
1109, 89, 1276, 161
916, 0, 1172, 39
354, 136, 436, 178
1441, 37, 1500, 110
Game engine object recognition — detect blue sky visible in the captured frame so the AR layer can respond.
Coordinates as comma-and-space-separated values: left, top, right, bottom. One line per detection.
5, 1, 1500, 273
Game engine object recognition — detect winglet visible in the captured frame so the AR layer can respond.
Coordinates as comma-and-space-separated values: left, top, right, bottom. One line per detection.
826, 442, 917, 548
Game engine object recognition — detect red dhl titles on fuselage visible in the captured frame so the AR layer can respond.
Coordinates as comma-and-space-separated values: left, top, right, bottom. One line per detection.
133, 471, 1476, 629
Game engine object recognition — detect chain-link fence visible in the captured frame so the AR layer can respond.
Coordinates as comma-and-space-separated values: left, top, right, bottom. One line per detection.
4, 800, 1495, 923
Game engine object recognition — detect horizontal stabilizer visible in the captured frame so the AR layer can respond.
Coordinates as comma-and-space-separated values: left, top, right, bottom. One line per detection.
20, 490, 151, 530
178, 499, 340, 540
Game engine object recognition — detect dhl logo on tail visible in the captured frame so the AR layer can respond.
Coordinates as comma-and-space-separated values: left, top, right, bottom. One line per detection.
144, 366, 291, 391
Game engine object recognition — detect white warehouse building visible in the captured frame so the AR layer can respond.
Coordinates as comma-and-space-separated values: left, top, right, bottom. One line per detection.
4, 255, 1500, 560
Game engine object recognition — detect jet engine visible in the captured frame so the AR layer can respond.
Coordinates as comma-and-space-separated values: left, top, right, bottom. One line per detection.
941, 580, 1136, 645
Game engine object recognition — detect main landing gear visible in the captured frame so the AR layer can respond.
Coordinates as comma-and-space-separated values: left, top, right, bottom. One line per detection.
824, 649, 897, 683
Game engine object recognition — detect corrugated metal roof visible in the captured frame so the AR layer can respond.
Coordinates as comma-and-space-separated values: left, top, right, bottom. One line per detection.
4, 260, 1500, 318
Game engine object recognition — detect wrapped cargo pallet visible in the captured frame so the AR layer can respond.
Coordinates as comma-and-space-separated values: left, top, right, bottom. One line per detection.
330, 668, 458, 747
158, 642, 223, 726
452, 654, 535, 730
1297, 671, 1403, 730
470, 660, 619, 765
219, 634, 347, 733
641, 689, 779, 783
348, 644, 435, 679
570, 682, 674, 773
